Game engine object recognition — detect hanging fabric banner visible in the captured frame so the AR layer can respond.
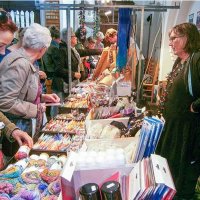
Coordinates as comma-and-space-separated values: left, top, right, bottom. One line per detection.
116, 8, 132, 71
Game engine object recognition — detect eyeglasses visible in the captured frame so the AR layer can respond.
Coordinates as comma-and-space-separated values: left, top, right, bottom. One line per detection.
0, 10, 11, 24
169, 35, 184, 42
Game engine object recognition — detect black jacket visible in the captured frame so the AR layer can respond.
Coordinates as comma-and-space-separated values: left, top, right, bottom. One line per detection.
52, 41, 102, 92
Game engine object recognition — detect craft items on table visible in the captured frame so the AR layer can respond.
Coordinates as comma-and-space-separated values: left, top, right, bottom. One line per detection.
42, 119, 85, 133
0, 182, 13, 194
48, 179, 61, 195
32, 133, 71, 151
21, 170, 41, 184
11, 188, 41, 200
55, 110, 86, 121
86, 119, 129, 139
63, 96, 88, 109
89, 85, 110, 107
0, 152, 63, 199
0, 193, 10, 200
41, 194, 58, 200
55, 113, 74, 120
40, 169, 60, 184
0, 159, 28, 179
69, 135, 85, 152
77, 148, 126, 168
70, 81, 95, 94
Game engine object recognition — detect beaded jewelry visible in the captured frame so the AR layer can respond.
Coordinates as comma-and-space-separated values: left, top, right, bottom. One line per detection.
159, 62, 186, 111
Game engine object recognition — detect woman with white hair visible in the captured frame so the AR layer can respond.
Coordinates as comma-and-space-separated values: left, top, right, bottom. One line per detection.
0, 23, 60, 156
95, 31, 104, 49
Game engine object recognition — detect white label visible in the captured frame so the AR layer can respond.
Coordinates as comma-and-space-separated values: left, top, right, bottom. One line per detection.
15, 159, 28, 168
106, 183, 115, 189
19, 145, 30, 154
91, 185, 96, 191
0, 122, 5, 129
60, 151, 77, 182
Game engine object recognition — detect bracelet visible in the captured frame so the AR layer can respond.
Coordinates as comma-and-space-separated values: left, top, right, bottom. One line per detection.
9, 129, 18, 142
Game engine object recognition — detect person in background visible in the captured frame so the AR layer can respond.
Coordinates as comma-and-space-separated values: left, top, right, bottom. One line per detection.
0, 8, 33, 153
82, 36, 97, 80
58, 28, 102, 93
41, 25, 63, 118
0, 23, 60, 156
157, 23, 200, 199
75, 25, 87, 50
95, 31, 104, 49
92, 28, 117, 80
8, 27, 26, 52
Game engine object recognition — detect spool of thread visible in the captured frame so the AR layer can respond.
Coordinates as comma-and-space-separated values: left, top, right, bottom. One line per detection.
0, 165, 22, 179
0, 182, 13, 194
50, 162, 62, 170
79, 183, 101, 200
29, 154, 39, 160
39, 153, 49, 162
21, 170, 41, 184
101, 181, 122, 200
48, 179, 61, 195
0, 193, 10, 200
40, 169, 60, 184
58, 155, 67, 166
15, 159, 29, 169
14, 145, 30, 160
11, 188, 41, 200
42, 195, 58, 200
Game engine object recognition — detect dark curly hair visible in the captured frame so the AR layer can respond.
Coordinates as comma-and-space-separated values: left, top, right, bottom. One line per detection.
49, 25, 60, 39
169, 23, 200, 53
0, 8, 18, 33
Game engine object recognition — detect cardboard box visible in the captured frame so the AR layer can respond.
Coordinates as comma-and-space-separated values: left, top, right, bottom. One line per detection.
85, 117, 129, 134
60, 138, 139, 199
61, 157, 134, 200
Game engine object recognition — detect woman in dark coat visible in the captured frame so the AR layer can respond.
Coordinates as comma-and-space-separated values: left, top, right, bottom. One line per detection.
157, 23, 200, 199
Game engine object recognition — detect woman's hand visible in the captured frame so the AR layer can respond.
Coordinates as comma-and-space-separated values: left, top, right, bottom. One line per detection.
39, 71, 47, 80
42, 93, 60, 103
40, 103, 46, 113
11, 129, 33, 148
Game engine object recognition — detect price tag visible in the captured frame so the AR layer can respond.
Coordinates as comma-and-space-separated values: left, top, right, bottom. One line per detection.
61, 151, 78, 182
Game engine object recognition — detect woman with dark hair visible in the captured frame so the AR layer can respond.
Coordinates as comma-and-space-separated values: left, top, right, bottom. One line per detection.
157, 23, 200, 199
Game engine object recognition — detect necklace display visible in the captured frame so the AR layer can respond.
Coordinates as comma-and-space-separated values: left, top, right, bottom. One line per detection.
159, 62, 186, 111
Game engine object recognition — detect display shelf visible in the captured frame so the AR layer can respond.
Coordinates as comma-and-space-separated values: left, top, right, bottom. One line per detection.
30, 149, 67, 156
59, 106, 89, 114
41, 130, 76, 135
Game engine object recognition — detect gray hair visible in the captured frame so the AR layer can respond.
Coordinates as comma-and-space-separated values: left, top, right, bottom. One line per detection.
22, 23, 52, 49
61, 27, 75, 42
96, 31, 104, 40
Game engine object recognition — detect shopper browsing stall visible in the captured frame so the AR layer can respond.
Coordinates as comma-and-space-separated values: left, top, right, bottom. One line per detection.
157, 22, 200, 199
0, 23, 60, 156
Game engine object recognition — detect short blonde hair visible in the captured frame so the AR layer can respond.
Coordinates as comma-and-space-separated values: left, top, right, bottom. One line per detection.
105, 28, 117, 42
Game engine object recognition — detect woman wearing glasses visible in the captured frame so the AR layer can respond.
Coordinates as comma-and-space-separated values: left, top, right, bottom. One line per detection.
157, 23, 200, 199
0, 9, 33, 161
0, 23, 60, 156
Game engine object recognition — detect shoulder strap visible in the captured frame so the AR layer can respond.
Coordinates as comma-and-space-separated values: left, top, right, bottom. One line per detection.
188, 53, 195, 97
